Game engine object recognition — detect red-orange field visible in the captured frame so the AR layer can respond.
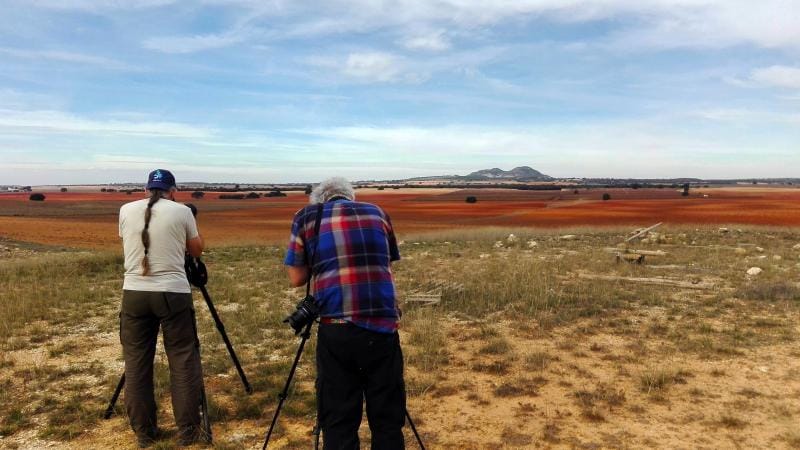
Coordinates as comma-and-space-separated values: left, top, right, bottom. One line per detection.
0, 187, 798, 249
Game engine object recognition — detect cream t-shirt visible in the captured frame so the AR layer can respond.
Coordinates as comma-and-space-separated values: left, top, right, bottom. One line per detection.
119, 198, 199, 293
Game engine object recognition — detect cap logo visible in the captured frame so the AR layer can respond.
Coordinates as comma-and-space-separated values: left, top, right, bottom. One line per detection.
153, 170, 163, 181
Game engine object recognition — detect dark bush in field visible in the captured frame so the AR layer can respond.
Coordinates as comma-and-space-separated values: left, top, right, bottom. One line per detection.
466, 196, 477, 203
246, 192, 261, 199
265, 190, 287, 197
29, 193, 46, 201
191, 191, 205, 199
60, 187, 67, 192
100, 188, 106, 192
377, 187, 385, 191
304, 185, 313, 195
602, 193, 611, 201
219, 194, 245, 200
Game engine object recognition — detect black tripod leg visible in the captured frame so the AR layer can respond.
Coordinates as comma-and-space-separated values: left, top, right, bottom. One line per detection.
262, 322, 313, 450
406, 408, 425, 450
200, 386, 212, 443
103, 373, 125, 419
199, 286, 253, 394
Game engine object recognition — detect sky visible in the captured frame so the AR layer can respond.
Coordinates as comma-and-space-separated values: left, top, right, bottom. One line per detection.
0, 0, 799, 184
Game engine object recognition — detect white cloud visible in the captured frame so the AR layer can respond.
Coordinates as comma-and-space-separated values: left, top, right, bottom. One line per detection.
0, 47, 138, 70
306, 51, 427, 84
143, 30, 248, 54
750, 65, 800, 89
26, 0, 176, 11
0, 109, 212, 138
402, 30, 451, 52
343, 52, 401, 82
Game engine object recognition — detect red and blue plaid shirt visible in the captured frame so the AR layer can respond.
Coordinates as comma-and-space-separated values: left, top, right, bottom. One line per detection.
284, 199, 401, 333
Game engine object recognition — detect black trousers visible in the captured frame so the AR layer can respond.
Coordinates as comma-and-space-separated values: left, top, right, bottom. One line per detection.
120, 290, 204, 439
316, 323, 406, 450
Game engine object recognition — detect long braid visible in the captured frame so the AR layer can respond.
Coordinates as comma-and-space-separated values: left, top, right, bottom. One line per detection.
141, 190, 163, 276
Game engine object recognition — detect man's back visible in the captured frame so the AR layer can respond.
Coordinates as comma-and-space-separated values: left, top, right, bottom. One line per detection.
285, 199, 400, 332
119, 198, 198, 293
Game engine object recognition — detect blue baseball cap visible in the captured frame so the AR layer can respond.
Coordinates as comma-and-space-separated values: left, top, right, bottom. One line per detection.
146, 169, 176, 191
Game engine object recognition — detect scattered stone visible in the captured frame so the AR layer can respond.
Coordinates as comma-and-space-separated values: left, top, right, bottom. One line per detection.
527, 240, 538, 248
746, 267, 763, 277
479, 253, 491, 259
559, 235, 578, 241
506, 234, 518, 244
793, 243, 800, 251
718, 227, 729, 233
773, 255, 782, 261
755, 247, 765, 253
493, 241, 504, 248
734, 248, 748, 255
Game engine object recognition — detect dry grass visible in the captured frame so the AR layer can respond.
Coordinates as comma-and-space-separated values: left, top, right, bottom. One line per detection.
1, 225, 799, 448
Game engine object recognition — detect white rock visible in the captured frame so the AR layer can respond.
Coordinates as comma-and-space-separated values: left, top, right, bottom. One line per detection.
527, 240, 538, 248
746, 267, 763, 277
755, 247, 765, 253
479, 253, 491, 259
493, 241, 504, 248
506, 234, 518, 244
718, 227, 729, 233
559, 234, 578, 241
773, 255, 782, 261
793, 243, 800, 251
734, 248, 747, 255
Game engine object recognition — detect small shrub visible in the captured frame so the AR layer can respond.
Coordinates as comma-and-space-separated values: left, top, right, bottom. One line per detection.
59, 187, 67, 192
191, 191, 205, 199
29, 193, 45, 201
100, 188, 106, 192
602, 193, 611, 201
304, 185, 313, 195
219, 194, 245, 200
377, 187, 385, 191
245, 192, 261, 199
465, 196, 477, 203
265, 190, 286, 197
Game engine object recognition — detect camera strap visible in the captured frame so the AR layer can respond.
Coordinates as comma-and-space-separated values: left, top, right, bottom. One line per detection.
305, 202, 324, 298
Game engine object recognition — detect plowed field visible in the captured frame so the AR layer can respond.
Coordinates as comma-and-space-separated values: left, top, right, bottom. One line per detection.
1, 187, 798, 249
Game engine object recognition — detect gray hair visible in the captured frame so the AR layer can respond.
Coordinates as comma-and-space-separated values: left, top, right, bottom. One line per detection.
309, 177, 355, 204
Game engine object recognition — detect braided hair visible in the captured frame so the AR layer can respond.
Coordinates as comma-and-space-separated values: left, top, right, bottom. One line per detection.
140, 189, 165, 276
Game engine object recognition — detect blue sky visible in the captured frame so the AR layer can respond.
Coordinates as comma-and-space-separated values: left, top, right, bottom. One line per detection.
1, 0, 798, 184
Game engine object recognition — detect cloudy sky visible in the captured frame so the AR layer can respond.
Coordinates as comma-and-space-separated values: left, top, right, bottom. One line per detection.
1, 0, 798, 184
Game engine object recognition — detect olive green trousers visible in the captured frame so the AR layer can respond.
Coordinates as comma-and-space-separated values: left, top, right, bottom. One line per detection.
120, 290, 204, 439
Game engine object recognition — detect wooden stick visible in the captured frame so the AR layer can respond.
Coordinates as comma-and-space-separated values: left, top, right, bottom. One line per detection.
625, 222, 663, 242
604, 248, 667, 256
575, 273, 714, 290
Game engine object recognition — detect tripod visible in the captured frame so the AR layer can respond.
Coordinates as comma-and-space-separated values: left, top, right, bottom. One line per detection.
103, 257, 253, 443
261, 322, 426, 450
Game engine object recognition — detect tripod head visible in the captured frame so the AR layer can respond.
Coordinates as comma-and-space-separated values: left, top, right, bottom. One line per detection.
185, 255, 208, 287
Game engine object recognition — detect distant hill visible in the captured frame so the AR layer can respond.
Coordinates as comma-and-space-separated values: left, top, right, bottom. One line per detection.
464, 166, 553, 181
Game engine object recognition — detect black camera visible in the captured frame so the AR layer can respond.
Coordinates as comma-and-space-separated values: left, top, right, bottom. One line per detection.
283, 295, 319, 335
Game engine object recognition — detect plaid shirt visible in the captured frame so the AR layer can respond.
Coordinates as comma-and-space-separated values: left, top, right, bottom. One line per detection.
284, 199, 401, 333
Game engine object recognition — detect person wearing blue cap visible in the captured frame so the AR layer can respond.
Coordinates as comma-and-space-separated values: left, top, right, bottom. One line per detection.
118, 169, 206, 447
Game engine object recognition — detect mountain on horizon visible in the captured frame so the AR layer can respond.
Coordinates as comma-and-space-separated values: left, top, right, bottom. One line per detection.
464, 166, 553, 181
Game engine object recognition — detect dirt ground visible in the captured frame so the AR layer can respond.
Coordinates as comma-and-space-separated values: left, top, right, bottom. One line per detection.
2, 189, 800, 449
1, 187, 800, 249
